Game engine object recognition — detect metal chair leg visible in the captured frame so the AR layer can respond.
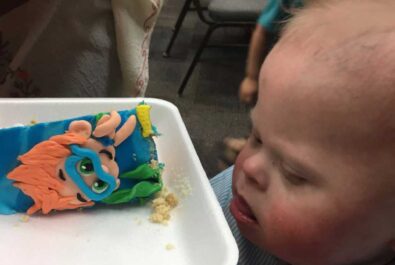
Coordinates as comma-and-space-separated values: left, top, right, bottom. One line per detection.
163, 0, 193, 57
178, 25, 216, 96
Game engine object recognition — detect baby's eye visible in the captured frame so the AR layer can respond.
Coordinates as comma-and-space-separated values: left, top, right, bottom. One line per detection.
91, 179, 109, 194
280, 164, 307, 186
78, 158, 95, 176
284, 172, 307, 185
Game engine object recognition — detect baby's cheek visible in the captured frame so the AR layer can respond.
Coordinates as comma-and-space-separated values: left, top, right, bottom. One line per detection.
262, 202, 340, 263
232, 148, 248, 185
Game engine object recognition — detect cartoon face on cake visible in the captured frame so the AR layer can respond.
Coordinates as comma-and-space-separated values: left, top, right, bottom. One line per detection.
7, 111, 137, 214
54, 119, 121, 206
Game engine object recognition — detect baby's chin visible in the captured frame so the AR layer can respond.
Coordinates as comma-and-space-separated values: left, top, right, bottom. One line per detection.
233, 217, 325, 265
229, 203, 268, 250
237, 227, 395, 265
237, 222, 265, 245
234, 222, 298, 264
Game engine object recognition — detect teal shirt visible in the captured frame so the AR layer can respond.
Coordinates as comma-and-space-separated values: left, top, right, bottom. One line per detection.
257, 0, 303, 33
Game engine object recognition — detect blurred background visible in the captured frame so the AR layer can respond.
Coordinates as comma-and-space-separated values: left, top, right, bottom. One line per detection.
146, 0, 251, 178
147, 0, 253, 178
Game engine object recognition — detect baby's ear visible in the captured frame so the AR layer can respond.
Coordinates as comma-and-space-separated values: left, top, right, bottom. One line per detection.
68, 120, 92, 139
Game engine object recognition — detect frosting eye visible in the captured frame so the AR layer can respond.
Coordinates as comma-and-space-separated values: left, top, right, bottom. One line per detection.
92, 179, 109, 194
78, 158, 94, 175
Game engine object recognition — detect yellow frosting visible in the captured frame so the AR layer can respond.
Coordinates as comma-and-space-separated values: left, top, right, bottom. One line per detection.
136, 104, 153, 138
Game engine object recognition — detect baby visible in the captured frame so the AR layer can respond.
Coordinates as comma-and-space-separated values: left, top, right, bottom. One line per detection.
212, 0, 395, 264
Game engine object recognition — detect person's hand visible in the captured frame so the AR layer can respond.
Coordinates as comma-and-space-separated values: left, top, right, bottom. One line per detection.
239, 76, 258, 104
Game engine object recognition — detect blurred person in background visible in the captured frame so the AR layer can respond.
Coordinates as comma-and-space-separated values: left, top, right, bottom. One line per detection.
0, 0, 162, 97
239, 0, 303, 104
220, 0, 304, 170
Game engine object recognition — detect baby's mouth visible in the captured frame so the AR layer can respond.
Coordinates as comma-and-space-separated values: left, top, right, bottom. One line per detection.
230, 193, 258, 225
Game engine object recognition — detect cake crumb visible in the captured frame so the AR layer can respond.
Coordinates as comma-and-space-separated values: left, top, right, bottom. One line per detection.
165, 193, 178, 208
168, 169, 192, 198
149, 188, 179, 225
19, 215, 30, 223
165, 243, 175, 251
150, 212, 167, 224
150, 159, 159, 168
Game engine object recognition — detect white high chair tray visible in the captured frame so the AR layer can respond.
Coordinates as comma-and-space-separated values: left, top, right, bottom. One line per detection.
0, 98, 238, 265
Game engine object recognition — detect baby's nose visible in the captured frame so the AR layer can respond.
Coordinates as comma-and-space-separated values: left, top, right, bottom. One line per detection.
242, 152, 271, 190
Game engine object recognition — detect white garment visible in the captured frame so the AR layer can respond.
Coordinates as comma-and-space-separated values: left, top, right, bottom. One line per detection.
0, 0, 162, 97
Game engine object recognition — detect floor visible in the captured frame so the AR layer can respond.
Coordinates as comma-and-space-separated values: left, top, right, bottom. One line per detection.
146, 0, 253, 178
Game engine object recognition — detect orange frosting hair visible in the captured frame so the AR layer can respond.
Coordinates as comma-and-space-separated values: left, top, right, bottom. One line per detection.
8, 132, 94, 214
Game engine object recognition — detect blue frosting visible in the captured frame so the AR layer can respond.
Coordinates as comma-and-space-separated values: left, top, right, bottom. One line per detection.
0, 108, 156, 214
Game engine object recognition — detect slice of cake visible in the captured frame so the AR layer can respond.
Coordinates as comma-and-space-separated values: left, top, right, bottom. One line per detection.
0, 102, 163, 215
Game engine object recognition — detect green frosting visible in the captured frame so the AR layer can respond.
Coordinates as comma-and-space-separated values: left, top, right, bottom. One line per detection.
101, 163, 163, 205
119, 163, 161, 180
94, 112, 110, 126
102, 181, 162, 204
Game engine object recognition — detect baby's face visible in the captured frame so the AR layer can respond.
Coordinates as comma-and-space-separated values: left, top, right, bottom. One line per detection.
231, 42, 395, 265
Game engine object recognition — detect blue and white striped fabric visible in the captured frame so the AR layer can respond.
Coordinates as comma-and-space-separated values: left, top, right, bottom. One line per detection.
210, 166, 284, 265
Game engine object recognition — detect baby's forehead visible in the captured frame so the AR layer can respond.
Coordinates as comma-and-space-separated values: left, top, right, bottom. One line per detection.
267, 0, 395, 112
257, 0, 395, 160
281, 0, 395, 42
263, 39, 395, 139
